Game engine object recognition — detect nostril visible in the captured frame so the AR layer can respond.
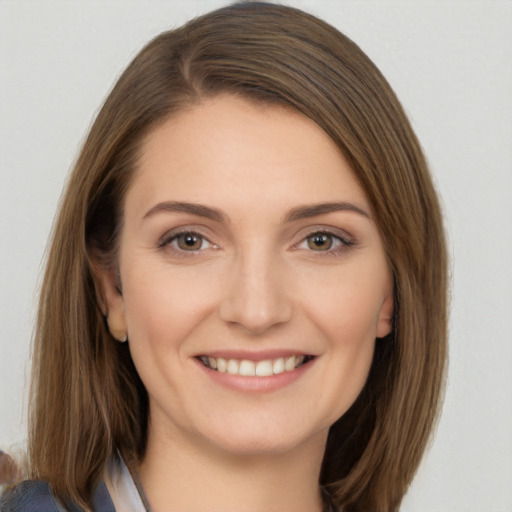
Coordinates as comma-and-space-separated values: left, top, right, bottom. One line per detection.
219, 300, 293, 334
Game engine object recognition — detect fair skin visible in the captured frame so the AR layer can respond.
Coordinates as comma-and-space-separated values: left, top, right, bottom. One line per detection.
100, 95, 393, 512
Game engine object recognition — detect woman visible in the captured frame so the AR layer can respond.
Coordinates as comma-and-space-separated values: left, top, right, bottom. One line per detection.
0, 2, 448, 511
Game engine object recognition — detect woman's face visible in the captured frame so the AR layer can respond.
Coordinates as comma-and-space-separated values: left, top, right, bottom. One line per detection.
102, 95, 393, 457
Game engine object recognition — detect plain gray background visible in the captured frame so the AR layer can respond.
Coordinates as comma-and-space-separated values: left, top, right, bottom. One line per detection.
1, 1, 511, 510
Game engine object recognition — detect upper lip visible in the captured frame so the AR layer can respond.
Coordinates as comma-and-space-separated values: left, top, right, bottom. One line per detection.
194, 349, 315, 362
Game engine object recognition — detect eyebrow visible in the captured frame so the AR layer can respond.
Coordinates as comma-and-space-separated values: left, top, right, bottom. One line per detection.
142, 200, 371, 224
143, 201, 230, 224
284, 202, 371, 222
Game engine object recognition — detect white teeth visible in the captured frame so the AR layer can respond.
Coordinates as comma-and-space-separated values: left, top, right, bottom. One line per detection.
216, 357, 227, 373
284, 355, 297, 371
239, 360, 256, 376
201, 354, 309, 377
227, 359, 239, 374
255, 360, 274, 376
272, 357, 285, 374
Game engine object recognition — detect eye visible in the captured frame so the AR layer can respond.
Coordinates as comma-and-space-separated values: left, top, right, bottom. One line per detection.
297, 231, 352, 253
164, 231, 213, 252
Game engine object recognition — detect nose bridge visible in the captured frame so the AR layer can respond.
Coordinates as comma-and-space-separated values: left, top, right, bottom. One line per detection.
220, 241, 292, 333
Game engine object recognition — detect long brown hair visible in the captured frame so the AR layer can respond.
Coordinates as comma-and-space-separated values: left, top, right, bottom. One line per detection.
28, 2, 448, 510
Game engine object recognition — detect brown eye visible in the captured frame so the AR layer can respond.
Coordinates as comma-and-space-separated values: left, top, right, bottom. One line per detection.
307, 233, 333, 251
176, 233, 204, 251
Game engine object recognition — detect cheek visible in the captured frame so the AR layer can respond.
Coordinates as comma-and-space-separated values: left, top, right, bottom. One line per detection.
119, 264, 221, 413
299, 263, 390, 418
120, 262, 219, 353
303, 267, 389, 345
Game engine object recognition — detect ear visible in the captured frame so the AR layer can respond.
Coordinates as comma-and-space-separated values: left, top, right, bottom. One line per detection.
95, 264, 127, 341
376, 289, 394, 339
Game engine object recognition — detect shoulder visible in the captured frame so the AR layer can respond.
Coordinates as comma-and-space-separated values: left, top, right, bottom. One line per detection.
0, 481, 60, 512
0, 481, 115, 512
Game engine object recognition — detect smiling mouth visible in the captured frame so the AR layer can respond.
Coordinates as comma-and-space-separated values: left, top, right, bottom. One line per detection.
197, 355, 315, 377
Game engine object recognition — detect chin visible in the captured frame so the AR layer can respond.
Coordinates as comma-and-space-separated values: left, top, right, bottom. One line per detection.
200, 421, 329, 458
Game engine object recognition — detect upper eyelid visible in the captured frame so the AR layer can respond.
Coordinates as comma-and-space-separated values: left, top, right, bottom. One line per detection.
297, 225, 354, 242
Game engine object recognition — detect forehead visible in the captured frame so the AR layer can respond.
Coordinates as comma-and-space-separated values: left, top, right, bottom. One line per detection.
128, 95, 369, 215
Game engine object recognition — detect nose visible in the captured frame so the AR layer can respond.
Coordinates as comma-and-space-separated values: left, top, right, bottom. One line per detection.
219, 249, 293, 334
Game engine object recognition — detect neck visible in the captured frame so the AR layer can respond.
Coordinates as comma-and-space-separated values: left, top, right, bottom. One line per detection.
138, 422, 328, 512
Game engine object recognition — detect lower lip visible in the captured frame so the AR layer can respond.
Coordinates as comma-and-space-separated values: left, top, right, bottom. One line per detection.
194, 358, 314, 393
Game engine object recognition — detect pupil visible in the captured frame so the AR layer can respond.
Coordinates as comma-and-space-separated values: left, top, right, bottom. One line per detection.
309, 233, 332, 250
178, 234, 201, 250
314, 235, 326, 246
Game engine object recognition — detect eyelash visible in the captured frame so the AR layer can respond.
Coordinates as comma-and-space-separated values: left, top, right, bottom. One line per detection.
158, 228, 354, 257
295, 229, 354, 256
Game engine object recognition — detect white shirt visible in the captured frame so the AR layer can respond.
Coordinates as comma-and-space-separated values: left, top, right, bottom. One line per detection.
103, 454, 148, 512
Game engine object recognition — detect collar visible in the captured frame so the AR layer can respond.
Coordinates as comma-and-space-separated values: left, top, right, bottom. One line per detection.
103, 454, 149, 512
